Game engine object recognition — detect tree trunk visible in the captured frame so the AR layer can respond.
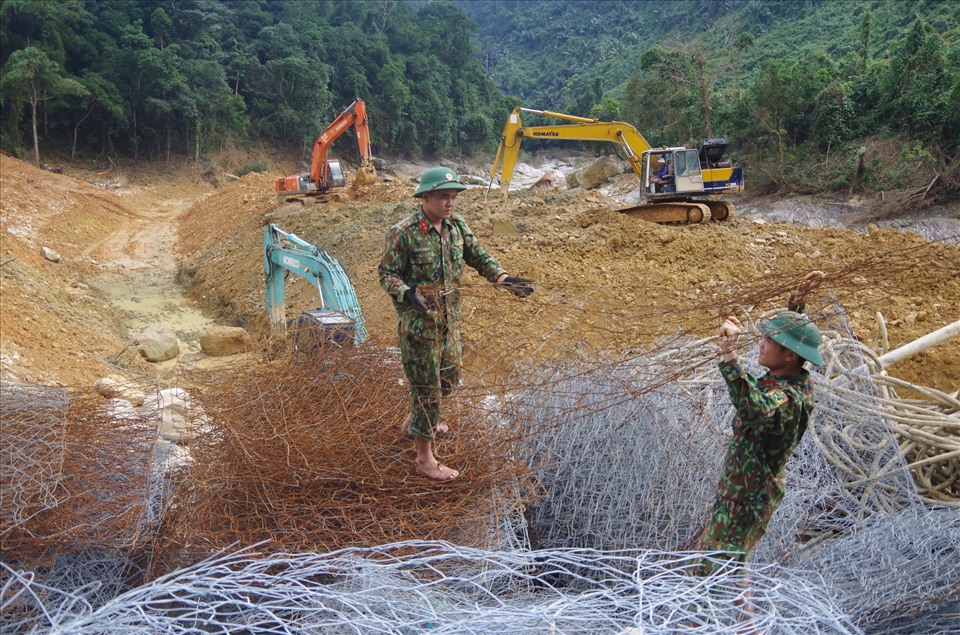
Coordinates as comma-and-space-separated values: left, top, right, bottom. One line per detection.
132, 100, 138, 160
31, 99, 40, 166
72, 99, 96, 161
42, 90, 49, 137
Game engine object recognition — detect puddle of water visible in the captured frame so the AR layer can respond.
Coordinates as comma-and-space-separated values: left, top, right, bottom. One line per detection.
99, 277, 216, 341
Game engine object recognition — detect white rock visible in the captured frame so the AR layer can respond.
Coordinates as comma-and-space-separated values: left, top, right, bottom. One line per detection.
41, 246, 61, 262
102, 398, 141, 423
137, 326, 179, 362
94, 375, 148, 405
141, 387, 210, 443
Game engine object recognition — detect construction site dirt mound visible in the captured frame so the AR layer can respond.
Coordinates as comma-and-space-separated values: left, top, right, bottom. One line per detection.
2, 152, 958, 392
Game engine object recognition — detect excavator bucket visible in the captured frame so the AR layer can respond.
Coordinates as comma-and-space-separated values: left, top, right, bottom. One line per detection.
353, 163, 378, 187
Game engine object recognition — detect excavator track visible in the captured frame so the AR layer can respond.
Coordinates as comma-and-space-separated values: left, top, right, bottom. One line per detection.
617, 202, 712, 225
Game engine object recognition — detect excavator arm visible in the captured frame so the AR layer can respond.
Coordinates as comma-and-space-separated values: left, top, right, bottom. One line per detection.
263, 223, 367, 345
490, 107, 652, 193
275, 98, 377, 195
309, 98, 375, 188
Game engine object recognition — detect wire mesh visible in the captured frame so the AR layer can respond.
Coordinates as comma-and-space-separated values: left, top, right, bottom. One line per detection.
151, 345, 535, 574
1, 541, 861, 635
789, 506, 960, 635
2, 248, 958, 633
0, 382, 161, 571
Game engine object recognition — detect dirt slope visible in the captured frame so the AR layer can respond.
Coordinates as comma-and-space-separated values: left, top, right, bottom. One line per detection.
179, 171, 960, 391
0, 154, 212, 386
2, 152, 958, 391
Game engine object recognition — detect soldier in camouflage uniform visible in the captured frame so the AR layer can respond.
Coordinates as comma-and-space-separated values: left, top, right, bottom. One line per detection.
695, 271, 825, 575
378, 166, 534, 482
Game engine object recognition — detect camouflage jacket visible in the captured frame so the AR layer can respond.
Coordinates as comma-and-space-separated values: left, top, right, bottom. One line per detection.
378, 207, 505, 340
716, 359, 814, 505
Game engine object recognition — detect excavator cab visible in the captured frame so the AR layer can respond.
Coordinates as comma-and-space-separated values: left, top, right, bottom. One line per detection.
276, 160, 346, 194
642, 149, 704, 197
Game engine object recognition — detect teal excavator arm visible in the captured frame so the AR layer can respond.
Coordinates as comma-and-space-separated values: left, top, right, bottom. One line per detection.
263, 223, 367, 345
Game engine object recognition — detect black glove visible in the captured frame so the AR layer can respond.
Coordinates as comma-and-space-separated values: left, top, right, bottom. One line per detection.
501, 276, 535, 298
403, 288, 436, 312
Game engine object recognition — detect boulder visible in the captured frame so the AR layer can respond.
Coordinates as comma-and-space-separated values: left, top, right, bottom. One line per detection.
94, 374, 148, 405
41, 246, 61, 262
137, 326, 179, 362
199, 326, 252, 357
568, 156, 627, 189
101, 398, 142, 424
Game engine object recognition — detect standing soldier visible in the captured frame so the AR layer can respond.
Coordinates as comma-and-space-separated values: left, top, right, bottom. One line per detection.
378, 167, 534, 482
695, 271, 826, 573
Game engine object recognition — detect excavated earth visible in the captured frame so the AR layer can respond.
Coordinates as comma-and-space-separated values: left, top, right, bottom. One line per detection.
1, 151, 958, 394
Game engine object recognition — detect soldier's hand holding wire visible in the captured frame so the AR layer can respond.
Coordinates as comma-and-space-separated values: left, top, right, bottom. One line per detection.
499, 276, 535, 298
404, 287, 436, 312
718, 315, 742, 362
796, 270, 826, 301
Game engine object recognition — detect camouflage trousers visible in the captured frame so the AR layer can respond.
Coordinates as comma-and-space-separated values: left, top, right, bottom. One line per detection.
399, 320, 462, 441
692, 481, 785, 576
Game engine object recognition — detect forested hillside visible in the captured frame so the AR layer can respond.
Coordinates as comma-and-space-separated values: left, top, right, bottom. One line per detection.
0, 0, 509, 164
1, 0, 958, 202
460, 0, 959, 200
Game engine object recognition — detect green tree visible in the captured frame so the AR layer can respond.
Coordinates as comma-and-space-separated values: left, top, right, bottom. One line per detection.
71, 71, 127, 159
879, 18, 952, 141
1, 46, 86, 164
811, 79, 853, 153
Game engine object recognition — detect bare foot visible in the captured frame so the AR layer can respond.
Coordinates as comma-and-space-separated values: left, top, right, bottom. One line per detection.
415, 459, 459, 482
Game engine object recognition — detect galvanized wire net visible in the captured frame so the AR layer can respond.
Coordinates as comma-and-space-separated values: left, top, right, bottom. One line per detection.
506, 302, 925, 562
1, 541, 861, 635
790, 506, 960, 635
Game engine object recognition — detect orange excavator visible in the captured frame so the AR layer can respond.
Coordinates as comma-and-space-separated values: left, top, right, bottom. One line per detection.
274, 98, 378, 196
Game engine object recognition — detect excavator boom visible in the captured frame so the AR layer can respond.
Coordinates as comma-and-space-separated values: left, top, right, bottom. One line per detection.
492, 107, 652, 192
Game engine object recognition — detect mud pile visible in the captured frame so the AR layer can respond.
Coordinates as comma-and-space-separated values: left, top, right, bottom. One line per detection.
179, 171, 960, 391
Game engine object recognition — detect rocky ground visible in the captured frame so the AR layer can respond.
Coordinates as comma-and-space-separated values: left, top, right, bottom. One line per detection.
1, 151, 958, 392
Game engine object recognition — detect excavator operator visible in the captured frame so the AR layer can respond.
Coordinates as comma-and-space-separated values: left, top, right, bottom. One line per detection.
652, 157, 672, 193
378, 166, 535, 482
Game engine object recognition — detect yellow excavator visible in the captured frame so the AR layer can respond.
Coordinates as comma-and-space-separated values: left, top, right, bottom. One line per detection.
488, 107, 744, 224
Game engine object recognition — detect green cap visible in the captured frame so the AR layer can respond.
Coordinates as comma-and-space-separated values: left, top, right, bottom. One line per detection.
414, 166, 467, 198
760, 310, 823, 366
